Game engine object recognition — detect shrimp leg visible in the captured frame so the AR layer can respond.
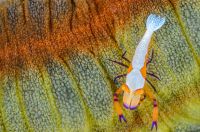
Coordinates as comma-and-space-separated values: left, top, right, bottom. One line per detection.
146, 79, 157, 92
114, 74, 127, 83
143, 83, 158, 131
108, 59, 129, 68
114, 85, 130, 122
147, 49, 154, 66
122, 51, 131, 63
147, 72, 161, 81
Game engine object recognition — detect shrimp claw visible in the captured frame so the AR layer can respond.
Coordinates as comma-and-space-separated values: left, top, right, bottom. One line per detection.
119, 114, 127, 123
151, 121, 157, 130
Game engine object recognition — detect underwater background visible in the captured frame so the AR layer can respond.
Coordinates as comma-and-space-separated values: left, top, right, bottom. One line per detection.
0, 0, 199, 131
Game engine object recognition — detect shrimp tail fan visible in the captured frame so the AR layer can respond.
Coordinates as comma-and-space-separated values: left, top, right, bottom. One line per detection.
146, 14, 166, 32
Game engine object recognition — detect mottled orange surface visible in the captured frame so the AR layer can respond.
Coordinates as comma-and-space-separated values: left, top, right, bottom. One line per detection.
0, 0, 178, 74
0, 0, 199, 131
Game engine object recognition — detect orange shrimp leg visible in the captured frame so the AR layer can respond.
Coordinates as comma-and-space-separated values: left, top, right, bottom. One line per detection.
146, 79, 157, 92
151, 99, 158, 130
114, 86, 127, 122
144, 83, 158, 130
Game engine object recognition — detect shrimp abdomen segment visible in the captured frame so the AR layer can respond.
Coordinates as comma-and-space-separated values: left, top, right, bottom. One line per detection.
126, 69, 145, 91
132, 14, 165, 69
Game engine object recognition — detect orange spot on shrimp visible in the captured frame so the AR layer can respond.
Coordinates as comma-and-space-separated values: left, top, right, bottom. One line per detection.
127, 65, 133, 73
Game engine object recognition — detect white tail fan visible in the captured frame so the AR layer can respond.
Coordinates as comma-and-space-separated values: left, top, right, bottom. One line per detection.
146, 14, 166, 32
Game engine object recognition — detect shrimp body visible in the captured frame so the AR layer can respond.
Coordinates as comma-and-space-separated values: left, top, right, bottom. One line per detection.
127, 14, 166, 91
131, 30, 153, 69
113, 14, 165, 130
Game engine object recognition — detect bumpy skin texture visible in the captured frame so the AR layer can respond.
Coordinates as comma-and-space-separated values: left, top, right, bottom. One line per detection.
0, 0, 199, 131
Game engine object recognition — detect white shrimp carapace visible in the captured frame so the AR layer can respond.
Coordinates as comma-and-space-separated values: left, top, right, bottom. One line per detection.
126, 14, 165, 91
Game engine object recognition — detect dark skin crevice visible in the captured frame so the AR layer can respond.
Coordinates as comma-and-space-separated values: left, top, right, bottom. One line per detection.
85, 0, 99, 44
20, 0, 26, 24
105, 22, 117, 43
14, 73, 32, 131
69, 0, 76, 31
2, 10, 10, 43
93, 0, 117, 44
58, 55, 94, 130
92, 0, 100, 15
48, 0, 52, 33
